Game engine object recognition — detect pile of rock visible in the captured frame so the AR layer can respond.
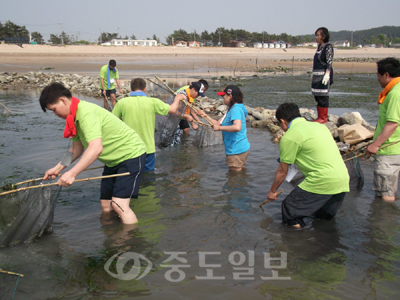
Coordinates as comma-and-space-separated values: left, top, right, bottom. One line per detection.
194, 96, 375, 153
0, 71, 131, 99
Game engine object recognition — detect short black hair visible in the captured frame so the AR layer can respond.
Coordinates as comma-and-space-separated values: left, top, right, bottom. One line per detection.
276, 103, 301, 123
315, 27, 330, 43
377, 57, 400, 77
109, 59, 116, 67
131, 78, 146, 91
39, 82, 72, 112
198, 79, 209, 90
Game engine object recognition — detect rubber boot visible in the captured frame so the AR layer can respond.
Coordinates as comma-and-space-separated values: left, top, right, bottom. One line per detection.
313, 106, 328, 123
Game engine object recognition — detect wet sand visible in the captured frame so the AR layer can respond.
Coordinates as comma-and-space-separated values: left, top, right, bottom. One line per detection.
0, 44, 399, 78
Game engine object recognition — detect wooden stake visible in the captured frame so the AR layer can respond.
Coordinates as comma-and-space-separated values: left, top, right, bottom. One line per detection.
259, 190, 283, 207
0, 172, 130, 196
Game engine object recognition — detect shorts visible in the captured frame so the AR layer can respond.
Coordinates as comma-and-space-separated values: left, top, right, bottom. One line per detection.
226, 150, 249, 168
144, 153, 155, 172
100, 154, 146, 200
179, 119, 190, 130
373, 154, 400, 197
100, 88, 116, 98
282, 186, 346, 226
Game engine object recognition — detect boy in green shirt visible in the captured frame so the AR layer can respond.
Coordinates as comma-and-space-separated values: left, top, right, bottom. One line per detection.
99, 59, 123, 110
267, 103, 349, 227
113, 78, 182, 171
39, 83, 147, 224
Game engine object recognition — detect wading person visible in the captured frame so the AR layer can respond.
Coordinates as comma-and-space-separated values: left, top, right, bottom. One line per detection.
311, 27, 333, 123
366, 57, 400, 202
267, 103, 349, 227
177, 79, 209, 135
113, 78, 182, 171
40, 83, 147, 224
211, 85, 250, 172
99, 59, 123, 110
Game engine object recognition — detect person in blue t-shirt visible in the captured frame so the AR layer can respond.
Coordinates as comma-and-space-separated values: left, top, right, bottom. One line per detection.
212, 85, 250, 171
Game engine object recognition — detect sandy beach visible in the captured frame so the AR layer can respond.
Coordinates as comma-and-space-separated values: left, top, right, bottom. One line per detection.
1, 44, 399, 79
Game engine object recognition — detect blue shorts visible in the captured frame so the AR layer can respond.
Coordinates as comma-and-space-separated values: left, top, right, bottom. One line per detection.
100, 154, 146, 200
145, 153, 156, 172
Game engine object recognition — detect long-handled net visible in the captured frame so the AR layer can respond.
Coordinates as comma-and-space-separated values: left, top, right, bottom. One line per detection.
0, 172, 130, 247
0, 180, 61, 247
0, 102, 12, 115
151, 76, 222, 148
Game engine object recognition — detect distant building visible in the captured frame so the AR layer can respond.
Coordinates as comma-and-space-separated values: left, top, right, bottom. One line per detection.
174, 40, 187, 47
224, 40, 246, 47
253, 42, 262, 48
188, 41, 200, 47
334, 40, 350, 47
102, 39, 158, 46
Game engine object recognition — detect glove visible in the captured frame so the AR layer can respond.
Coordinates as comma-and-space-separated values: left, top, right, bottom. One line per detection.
322, 73, 330, 85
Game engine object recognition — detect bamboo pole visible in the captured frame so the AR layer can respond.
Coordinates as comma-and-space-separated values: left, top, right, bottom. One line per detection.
155, 76, 216, 126
0, 269, 24, 277
259, 190, 284, 207
0, 102, 12, 114
0, 172, 130, 196
343, 139, 400, 162
14, 166, 105, 187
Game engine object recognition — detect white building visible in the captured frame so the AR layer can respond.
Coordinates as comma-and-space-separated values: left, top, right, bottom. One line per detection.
102, 39, 158, 46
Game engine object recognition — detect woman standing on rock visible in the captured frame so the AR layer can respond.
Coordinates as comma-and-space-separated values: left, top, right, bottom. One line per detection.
212, 85, 250, 172
311, 27, 334, 123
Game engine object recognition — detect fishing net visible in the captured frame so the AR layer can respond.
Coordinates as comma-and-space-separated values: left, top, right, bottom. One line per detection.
0, 180, 61, 247
342, 152, 364, 191
155, 94, 186, 148
192, 124, 223, 148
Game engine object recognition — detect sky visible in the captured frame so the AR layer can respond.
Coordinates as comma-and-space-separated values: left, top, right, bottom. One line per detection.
1, 0, 400, 43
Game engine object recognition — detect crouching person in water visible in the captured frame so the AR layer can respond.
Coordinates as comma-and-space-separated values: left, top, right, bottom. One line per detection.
39, 83, 147, 224
212, 85, 250, 172
267, 103, 349, 227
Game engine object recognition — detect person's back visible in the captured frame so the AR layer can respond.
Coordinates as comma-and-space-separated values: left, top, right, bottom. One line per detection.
280, 117, 349, 194
113, 95, 169, 154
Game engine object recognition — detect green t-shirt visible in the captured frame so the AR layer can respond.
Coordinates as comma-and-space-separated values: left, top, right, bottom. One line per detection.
279, 118, 349, 194
374, 82, 400, 155
99, 65, 119, 90
113, 96, 170, 154
71, 100, 146, 167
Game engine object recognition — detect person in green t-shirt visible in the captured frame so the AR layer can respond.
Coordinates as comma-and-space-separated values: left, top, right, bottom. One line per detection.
113, 78, 182, 171
267, 103, 349, 228
39, 83, 147, 225
99, 59, 123, 110
367, 57, 400, 202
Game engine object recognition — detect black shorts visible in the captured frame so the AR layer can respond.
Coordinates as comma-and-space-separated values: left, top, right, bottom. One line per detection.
100, 88, 116, 98
179, 119, 190, 129
100, 154, 146, 200
281, 186, 346, 226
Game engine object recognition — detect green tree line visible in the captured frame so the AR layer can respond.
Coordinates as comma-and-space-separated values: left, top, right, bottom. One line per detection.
1, 20, 400, 46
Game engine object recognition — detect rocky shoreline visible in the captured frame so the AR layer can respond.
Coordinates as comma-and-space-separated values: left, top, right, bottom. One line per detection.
0, 71, 375, 154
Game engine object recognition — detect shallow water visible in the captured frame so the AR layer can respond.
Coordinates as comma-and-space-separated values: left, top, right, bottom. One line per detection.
0, 76, 399, 299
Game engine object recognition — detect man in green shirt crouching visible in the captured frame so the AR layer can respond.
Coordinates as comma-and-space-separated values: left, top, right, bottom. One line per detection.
39, 83, 147, 224
267, 103, 349, 228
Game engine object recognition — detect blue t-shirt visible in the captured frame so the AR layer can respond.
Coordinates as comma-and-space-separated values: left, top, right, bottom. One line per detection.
221, 103, 250, 155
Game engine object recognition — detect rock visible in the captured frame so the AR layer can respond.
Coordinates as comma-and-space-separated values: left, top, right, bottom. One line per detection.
216, 104, 228, 114
302, 111, 316, 121
252, 111, 269, 121
339, 112, 364, 125
336, 142, 350, 152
